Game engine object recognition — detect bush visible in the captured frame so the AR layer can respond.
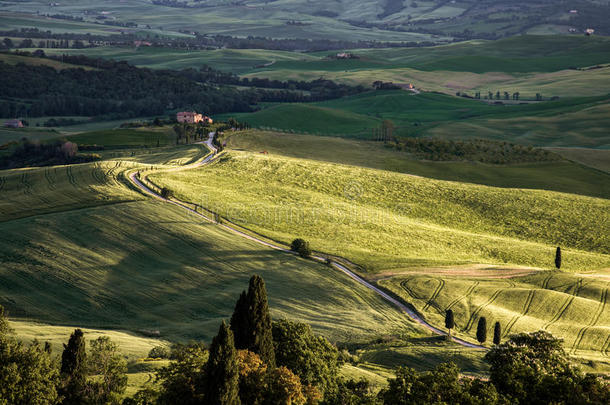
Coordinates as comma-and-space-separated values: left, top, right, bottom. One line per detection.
148, 346, 170, 359
160, 187, 173, 199
290, 238, 311, 258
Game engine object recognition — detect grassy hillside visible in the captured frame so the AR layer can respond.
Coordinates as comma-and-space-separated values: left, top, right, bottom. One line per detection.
380, 271, 610, 358
66, 128, 174, 148
151, 151, 610, 273
222, 131, 610, 199
0, 159, 424, 343
221, 91, 610, 148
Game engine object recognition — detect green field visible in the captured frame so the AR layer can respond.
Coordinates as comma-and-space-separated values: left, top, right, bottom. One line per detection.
221, 131, 610, 199
0, 157, 425, 344
219, 91, 610, 148
379, 271, 610, 361
66, 128, 174, 148
150, 150, 610, 273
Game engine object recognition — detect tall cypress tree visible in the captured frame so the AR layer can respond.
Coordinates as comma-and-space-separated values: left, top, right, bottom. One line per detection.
230, 290, 249, 350
445, 309, 454, 338
555, 246, 562, 269
476, 317, 487, 344
246, 275, 276, 367
493, 321, 502, 345
60, 329, 87, 405
206, 321, 240, 405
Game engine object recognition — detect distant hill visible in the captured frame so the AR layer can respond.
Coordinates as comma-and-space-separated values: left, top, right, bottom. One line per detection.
1, 0, 609, 42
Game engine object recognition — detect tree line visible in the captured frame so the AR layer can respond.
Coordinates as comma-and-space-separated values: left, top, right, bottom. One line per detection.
0, 139, 98, 169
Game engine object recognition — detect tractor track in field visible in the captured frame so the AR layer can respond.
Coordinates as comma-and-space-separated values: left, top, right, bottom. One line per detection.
66, 166, 77, 187
543, 278, 582, 331
464, 289, 503, 333
0, 176, 6, 192
44, 167, 57, 190
126, 134, 486, 350
446, 281, 479, 311
503, 288, 535, 337
422, 278, 445, 311
571, 286, 608, 354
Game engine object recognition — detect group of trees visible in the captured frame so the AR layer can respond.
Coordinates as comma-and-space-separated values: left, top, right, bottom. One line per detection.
0, 306, 128, 404
2, 273, 609, 404
0, 53, 367, 120
0, 139, 98, 169
388, 137, 561, 164
445, 310, 501, 346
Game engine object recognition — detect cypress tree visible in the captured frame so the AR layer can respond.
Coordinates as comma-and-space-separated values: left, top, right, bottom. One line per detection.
206, 321, 240, 405
555, 246, 562, 269
445, 309, 454, 338
476, 317, 487, 344
230, 290, 249, 350
493, 321, 502, 345
246, 275, 276, 367
60, 328, 87, 405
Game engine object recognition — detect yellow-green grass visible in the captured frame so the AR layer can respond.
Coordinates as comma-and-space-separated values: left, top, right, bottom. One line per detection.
0, 161, 424, 342
150, 151, 610, 273
8, 320, 168, 360
221, 130, 610, 199
243, 66, 610, 98
426, 101, 610, 148
548, 148, 610, 174
66, 128, 175, 148
0, 161, 142, 222
379, 271, 610, 360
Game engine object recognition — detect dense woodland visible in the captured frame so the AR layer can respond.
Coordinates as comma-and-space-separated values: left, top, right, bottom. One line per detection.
1, 275, 608, 404
0, 53, 365, 119
0, 139, 98, 169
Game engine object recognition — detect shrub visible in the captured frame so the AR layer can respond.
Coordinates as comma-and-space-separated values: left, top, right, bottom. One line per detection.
290, 238, 311, 258
160, 187, 173, 199
148, 346, 170, 359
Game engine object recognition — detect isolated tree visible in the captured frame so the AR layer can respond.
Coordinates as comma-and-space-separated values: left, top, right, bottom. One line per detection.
206, 321, 240, 405
290, 238, 311, 258
445, 309, 455, 338
555, 246, 562, 269
60, 329, 88, 405
477, 317, 487, 344
493, 322, 502, 345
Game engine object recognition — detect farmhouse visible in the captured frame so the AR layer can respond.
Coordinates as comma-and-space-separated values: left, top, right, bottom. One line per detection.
176, 111, 213, 124
3, 119, 24, 128
585, 28, 595, 35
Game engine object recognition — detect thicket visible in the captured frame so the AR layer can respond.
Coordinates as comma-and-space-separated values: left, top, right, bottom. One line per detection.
0, 139, 98, 169
389, 137, 562, 164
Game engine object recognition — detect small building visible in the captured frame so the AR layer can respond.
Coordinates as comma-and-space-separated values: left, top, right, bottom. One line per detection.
4, 119, 23, 128
176, 111, 213, 124
585, 28, 595, 36
406, 83, 415, 90
569, 9, 578, 14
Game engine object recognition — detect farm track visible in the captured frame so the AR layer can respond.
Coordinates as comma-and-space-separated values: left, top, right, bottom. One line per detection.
422, 278, 445, 312
127, 135, 485, 349
571, 286, 609, 354
464, 288, 504, 333
543, 278, 582, 330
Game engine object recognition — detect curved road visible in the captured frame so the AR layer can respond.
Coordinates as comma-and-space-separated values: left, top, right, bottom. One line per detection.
127, 134, 484, 350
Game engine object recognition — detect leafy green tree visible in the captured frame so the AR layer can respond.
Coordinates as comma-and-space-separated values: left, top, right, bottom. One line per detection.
206, 321, 240, 405
272, 320, 340, 395
485, 330, 610, 404
0, 305, 60, 405
265, 366, 306, 405
156, 342, 208, 405
60, 329, 87, 405
86, 336, 128, 404
445, 309, 454, 338
236, 350, 267, 405
493, 322, 501, 345
555, 246, 561, 269
476, 317, 487, 344
148, 345, 170, 359
290, 239, 311, 258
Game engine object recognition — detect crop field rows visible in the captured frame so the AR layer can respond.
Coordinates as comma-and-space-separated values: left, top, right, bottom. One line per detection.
380, 272, 610, 356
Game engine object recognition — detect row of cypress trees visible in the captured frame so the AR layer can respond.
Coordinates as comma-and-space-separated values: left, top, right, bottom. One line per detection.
445, 309, 502, 346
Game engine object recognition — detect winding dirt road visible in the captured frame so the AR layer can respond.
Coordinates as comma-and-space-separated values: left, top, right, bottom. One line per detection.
127, 134, 485, 350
